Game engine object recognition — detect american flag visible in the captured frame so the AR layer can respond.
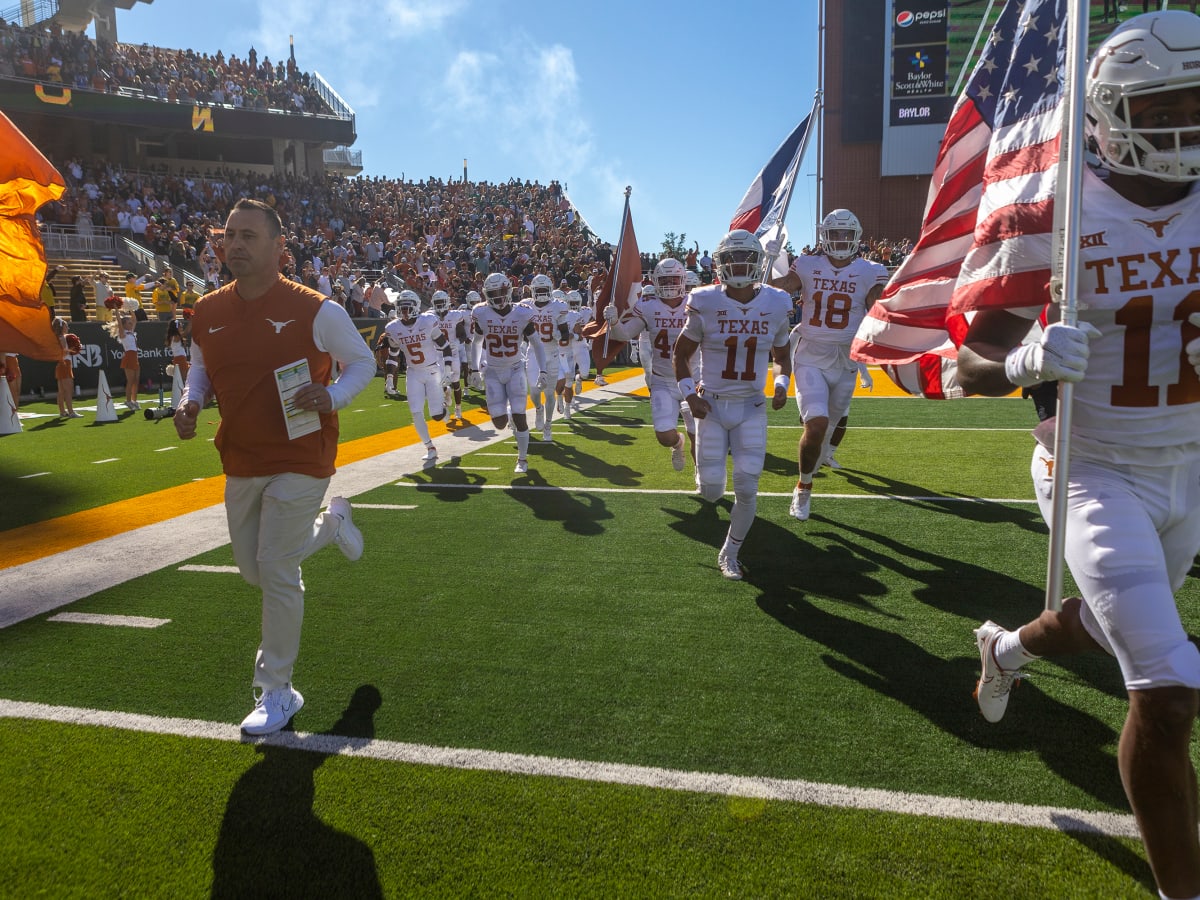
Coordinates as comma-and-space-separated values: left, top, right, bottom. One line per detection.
851, 0, 1067, 398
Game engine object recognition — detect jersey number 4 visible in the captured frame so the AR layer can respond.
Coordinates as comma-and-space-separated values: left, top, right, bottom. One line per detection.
1113, 294, 1200, 407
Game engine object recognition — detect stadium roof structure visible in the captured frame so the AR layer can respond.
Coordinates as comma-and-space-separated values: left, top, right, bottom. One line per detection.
0, 0, 154, 40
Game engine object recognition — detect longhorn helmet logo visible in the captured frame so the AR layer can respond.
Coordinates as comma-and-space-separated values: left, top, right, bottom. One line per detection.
1132, 213, 1181, 238
266, 318, 295, 334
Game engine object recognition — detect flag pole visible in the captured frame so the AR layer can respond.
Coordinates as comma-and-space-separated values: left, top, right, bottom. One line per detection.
1044, 0, 1090, 613
600, 185, 632, 364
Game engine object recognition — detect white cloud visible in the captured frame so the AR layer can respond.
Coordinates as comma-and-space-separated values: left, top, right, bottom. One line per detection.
383, 0, 467, 34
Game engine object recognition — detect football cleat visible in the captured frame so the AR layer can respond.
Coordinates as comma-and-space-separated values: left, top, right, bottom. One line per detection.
789, 486, 812, 521
422, 443, 438, 465
514, 458, 528, 474
574, 375, 583, 394
823, 451, 842, 470
594, 375, 608, 387
670, 436, 686, 472
717, 549, 746, 581
974, 620, 1022, 723
542, 424, 552, 443
534, 407, 545, 430
556, 396, 565, 414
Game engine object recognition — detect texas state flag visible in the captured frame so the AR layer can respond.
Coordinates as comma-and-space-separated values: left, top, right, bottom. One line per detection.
729, 112, 813, 237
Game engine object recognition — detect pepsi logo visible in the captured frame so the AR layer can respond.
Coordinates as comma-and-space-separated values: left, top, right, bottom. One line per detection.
896, 10, 914, 26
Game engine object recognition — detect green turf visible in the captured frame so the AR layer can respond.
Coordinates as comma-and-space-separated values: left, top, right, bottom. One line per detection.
3, 384, 1189, 895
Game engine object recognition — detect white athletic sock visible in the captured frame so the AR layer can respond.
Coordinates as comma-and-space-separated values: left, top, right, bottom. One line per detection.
721, 534, 744, 559
515, 428, 530, 459
412, 414, 431, 446
995, 628, 1040, 671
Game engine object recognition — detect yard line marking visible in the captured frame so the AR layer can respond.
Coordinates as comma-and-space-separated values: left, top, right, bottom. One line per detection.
178, 564, 241, 573
92, 458, 120, 464
19, 472, 50, 479
476, 452, 517, 457
154, 446, 178, 453
767, 425, 1033, 432
0, 698, 1139, 839
348, 503, 417, 510
47, 613, 170, 629
439, 466, 500, 471
393, 482, 1038, 504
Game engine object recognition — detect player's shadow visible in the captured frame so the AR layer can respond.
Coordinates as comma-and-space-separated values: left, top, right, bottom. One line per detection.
535, 438, 644, 487
404, 463, 486, 502
566, 419, 638, 448
744, 515, 1128, 810
509, 466, 613, 535
1058, 824, 1155, 893
820, 513, 1127, 703
837, 468, 1047, 534
762, 450, 796, 479
210, 684, 384, 899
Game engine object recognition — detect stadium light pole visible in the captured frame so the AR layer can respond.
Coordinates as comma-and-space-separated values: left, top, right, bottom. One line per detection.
816, 0, 825, 231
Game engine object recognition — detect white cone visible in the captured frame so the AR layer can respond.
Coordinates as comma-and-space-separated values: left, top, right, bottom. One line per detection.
171, 365, 185, 409
95, 370, 117, 422
0, 378, 21, 434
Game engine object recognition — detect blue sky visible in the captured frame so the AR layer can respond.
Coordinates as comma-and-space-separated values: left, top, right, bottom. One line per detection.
103, 0, 824, 255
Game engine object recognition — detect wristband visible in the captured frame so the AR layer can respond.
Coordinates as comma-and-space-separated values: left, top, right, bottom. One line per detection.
677, 377, 696, 398
1003, 343, 1041, 388
774, 374, 790, 392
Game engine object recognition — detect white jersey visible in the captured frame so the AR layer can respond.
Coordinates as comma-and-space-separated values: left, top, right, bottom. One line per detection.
383, 311, 444, 371
560, 309, 586, 351
615, 296, 689, 380
1030, 167, 1200, 466
437, 307, 469, 349
520, 297, 568, 347
680, 284, 792, 399
789, 255, 888, 371
472, 302, 536, 373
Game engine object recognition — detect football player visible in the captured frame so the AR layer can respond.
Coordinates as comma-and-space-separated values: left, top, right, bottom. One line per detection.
557, 290, 587, 418
955, 13, 1200, 897
672, 229, 792, 579
519, 275, 570, 442
569, 289, 593, 407
383, 290, 452, 465
432, 289, 469, 420
605, 257, 697, 471
470, 272, 547, 473
769, 209, 887, 521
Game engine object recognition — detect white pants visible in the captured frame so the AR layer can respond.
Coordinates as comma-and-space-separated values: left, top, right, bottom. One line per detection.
225, 473, 338, 692
485, 364, 529, 418
794, 363, 856, 423
1032, 444, 1200, 690
527, 344, 560, 393
648, 375, 690, 433
406, 364, 446, 419
695, 395, 768, 489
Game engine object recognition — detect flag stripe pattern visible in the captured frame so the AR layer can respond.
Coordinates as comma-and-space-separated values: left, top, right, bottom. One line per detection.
852, 0, 1068, 397
729, 113, 813, 236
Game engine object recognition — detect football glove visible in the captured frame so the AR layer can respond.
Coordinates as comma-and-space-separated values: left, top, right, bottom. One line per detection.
1187, 313, 1200, 379
763, 238, 783, 258
468, 370, 485, 392
603, 304, 619, 324
535, 371, 548, 391
1004, 322, 1101, 387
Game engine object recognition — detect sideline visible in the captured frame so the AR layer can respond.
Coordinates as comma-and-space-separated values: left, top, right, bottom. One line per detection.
0, 372, 645, 629
0, 697, 1140, 840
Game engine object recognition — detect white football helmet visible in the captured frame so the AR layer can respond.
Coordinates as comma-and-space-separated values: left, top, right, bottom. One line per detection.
714, 229, 766, 289
551, 289, 567, 305
465, 290, 482, 306
431, 290, 451, 314
640, 282, 657, 301
396, 290, 421, 319
1086, 11, 1200, 182
482, 272, 512, 310
652, 257, 687, 302
530, 273, 554, 303
684, 270, 701, 292
566, 290, 583, 311
819, 209, 863, 261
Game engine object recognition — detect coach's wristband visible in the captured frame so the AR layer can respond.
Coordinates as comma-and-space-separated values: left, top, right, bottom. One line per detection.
677, 377, 696, 398
774, 374, 790, 392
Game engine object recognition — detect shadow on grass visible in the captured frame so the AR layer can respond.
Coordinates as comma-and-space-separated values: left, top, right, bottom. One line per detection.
531, 436, 644, 487
507, 466, 614, 536
0, 458, 83, 532
1056, 823, 1155, 893
742, 513, 1127, 815
405, 463, 487, 502
211, 684, 384, 899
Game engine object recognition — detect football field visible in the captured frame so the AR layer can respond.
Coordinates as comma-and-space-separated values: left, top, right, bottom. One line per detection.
0, 369, 1188, 897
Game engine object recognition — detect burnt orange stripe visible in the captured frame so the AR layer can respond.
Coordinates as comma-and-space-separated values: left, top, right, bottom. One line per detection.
0, 372, 643, 569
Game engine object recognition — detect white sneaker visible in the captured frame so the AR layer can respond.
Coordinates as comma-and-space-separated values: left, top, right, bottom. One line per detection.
327, 496, 363, 561
240, 684, 304, 735
422, 443, 438, 465
670, 437, 685, 472
789, 487, 812, 521
514, 458, 528, 474
974, 620, 1022, 723
534, 407, 545, 430
594, 375, 608, 386
824, 452, 842, 470
717, 549, 745, 580
68, 411, 83, 418
542, 424, 552, 443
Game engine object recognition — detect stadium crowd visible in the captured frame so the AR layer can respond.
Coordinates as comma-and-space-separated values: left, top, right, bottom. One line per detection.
0, 19, 331, 114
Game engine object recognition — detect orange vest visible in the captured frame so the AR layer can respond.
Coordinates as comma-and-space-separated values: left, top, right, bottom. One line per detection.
192, 277, 337, 478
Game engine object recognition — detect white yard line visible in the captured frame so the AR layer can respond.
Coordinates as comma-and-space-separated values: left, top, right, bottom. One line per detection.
0, 697, 1139, 839
47, 613, 170, 628
177, 564, 241, 573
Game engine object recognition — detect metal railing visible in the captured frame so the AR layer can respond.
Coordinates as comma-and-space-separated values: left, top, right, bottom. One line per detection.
323, 146, 363, 168
40, 223, 116, 257
0, 0, 57, 27
116, 235, 207, 293
311, 71, 356, 127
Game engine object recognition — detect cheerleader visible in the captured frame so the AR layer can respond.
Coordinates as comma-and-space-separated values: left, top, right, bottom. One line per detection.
51, 317, 82, 418
165, 318, 188, 381
108, 314, 140, 409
